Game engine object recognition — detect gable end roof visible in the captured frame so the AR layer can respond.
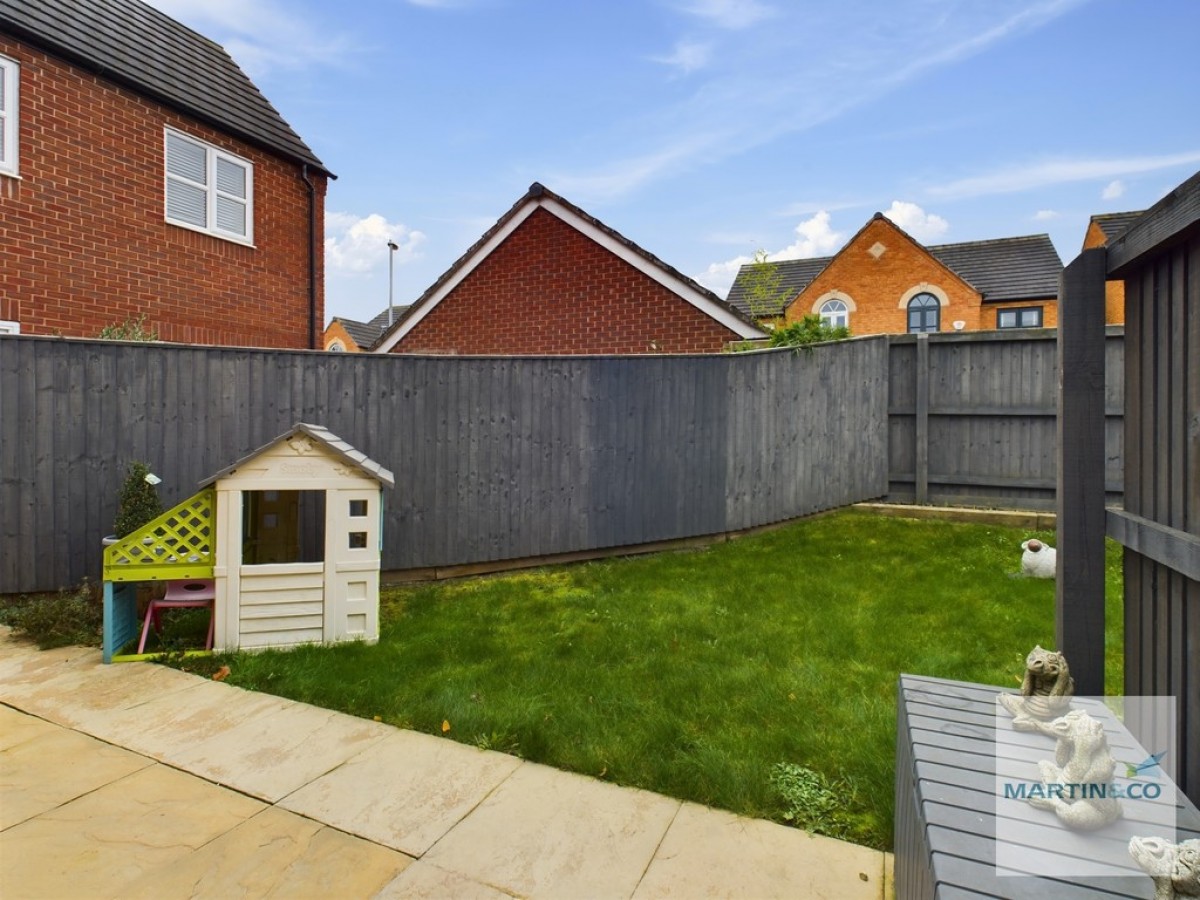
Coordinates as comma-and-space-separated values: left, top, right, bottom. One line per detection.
1089, 211, 1146, 243
726, 227, 1062, 315
0, 0, 332, 176
334, 308, 410, 349
373, 183, 766, 352
199, 423, 394, 488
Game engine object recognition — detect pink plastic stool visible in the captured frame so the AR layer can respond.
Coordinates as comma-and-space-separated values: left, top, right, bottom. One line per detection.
137, 579, 215, 653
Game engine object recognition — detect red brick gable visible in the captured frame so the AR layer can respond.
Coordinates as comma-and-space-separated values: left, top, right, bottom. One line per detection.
786, 216, 983, 336
390, 207, 744, 355
0, 37, 325, 348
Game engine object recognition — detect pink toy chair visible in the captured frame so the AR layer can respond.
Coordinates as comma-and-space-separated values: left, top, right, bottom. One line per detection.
137, 579, 216, 654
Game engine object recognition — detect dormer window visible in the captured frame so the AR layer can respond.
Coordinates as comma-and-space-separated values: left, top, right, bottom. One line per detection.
164, 128, 253, 243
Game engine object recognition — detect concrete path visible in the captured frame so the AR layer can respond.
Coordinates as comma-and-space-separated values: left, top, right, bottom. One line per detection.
0, 634, 893, 899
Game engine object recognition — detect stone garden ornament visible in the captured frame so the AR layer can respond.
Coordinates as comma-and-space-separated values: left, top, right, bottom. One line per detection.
1129, 837, 1200, 899
1020, 538, 1057, 578
1026, 709, 1123, 831
998, 645, 1075, 729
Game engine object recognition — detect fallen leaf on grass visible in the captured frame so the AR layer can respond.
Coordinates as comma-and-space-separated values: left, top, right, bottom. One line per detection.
212, 665, 231, 681
442, 720, 451, 733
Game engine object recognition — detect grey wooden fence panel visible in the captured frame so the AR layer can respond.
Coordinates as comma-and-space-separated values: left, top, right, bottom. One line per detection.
887, 329, 1124, 510
1106, 185, 1198, 805
0, 336, 891, 593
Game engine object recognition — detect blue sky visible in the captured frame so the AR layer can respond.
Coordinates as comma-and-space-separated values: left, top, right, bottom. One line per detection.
148, 0, 1200, 326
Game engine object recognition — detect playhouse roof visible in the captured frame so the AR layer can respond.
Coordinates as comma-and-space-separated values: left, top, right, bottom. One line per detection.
198, 423, 395, 488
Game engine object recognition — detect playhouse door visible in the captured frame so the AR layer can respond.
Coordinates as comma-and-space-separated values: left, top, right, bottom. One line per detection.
324, 490, 381, 643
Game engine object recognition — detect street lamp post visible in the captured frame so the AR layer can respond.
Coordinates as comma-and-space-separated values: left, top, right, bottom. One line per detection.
387, 239, 399, 327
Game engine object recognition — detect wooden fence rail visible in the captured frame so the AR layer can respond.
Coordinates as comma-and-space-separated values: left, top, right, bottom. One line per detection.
886, 328, 1125, 511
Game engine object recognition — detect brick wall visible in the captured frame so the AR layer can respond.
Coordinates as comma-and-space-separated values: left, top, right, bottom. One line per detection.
0, 37, 326, 348
1082, 221, 1126, 325
785, 216, 1056, 335
391, 208, 741, 355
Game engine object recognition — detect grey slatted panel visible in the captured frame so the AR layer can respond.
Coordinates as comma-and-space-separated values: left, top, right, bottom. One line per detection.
5, 336, 890, 592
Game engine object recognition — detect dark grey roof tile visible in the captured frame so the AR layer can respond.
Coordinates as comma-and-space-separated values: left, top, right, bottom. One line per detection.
928, 234, 1062, 301
726, 232, 1062, 314
1090, 211, 1145, 242
0, 0, 330, 175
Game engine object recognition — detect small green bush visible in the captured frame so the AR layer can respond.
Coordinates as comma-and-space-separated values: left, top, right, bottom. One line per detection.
0, 580, 104, 649
113, 461, 163, 538
97, 314, 158, 342
768, 314, 850, 347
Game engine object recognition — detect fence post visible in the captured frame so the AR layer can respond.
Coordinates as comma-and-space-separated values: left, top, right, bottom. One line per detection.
915, 333, 930, 505
1056, 248, 1108, 695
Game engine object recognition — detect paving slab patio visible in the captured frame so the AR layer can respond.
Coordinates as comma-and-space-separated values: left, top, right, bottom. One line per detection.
0, 762, 265, 899
0, 633, 894, 899
118, 806, 413, 900
0, 724, 153, 830
279, 728, 523, 856
632, 801, 884, 899
420, 761, 682, 898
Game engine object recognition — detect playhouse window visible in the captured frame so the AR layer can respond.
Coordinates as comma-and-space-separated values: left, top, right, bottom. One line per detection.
349, 499, 368, 517
242, 490, 325, 564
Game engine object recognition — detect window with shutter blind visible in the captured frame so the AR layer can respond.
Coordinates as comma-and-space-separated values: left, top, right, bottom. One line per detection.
164, 128, 253, 243
0, 54, 19, 177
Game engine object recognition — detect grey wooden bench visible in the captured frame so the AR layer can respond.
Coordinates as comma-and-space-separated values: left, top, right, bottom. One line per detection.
895, 673, 1200, 899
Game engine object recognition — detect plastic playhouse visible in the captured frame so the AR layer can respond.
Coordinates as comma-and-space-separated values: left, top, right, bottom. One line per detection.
102, 423, 394, 662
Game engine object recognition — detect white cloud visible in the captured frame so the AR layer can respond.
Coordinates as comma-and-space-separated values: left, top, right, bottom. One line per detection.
928, 150, 1200, 200
557, 2, 1085, 202
650, 40, 714, 75
773, 211, 844, 260
1102, 179, 1126, 200
326, 213, 425, 276
1033, 209, 1060, 221
695, 255, 753, 296
677, 0, 775, 29
695, 210, 845, 296
881, 201, 948, 242
144, 0, 354, 76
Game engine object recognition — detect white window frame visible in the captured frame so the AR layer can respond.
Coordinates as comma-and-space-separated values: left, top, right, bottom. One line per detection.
818, 299, 850, 329
0, 54, 19, 177
0, 319, 19, 335
164, 127, 254, 244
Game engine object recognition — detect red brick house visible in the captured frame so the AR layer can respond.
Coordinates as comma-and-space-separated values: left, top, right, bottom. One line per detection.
323, 307, 407, 352
0, 0, 333, 348
726, 214, 1062, 335
1081, 210, 1144, 326
373, 183, 766, 355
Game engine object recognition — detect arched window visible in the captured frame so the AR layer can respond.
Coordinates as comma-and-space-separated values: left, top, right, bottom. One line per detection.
818, 299, 849, 329
907, 293, 940, 333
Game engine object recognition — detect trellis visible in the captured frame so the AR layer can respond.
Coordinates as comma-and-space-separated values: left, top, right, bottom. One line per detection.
101, 489, 214, 662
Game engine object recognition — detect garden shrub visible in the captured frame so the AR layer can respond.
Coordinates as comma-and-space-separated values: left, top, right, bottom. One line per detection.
0, 580, 104, 649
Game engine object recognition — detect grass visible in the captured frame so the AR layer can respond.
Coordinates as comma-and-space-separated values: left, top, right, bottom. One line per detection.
174, 509, 1124, 851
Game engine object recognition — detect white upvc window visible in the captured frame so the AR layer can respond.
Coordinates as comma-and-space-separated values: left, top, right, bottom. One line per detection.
818, 299, 849, 329
164, 128, 253, 243
0, 54, 19, 177
0, 320, 19, 335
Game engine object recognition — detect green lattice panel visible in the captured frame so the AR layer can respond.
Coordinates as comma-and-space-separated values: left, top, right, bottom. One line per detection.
103, 488, 215, 582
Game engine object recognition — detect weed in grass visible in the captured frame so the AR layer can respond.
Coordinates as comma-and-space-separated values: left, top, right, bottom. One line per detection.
770, 763, 861, 841
473, 730, 521, 755
0, 580, 103, 649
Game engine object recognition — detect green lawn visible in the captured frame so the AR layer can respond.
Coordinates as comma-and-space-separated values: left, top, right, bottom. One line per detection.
184, 508, 1124, 850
